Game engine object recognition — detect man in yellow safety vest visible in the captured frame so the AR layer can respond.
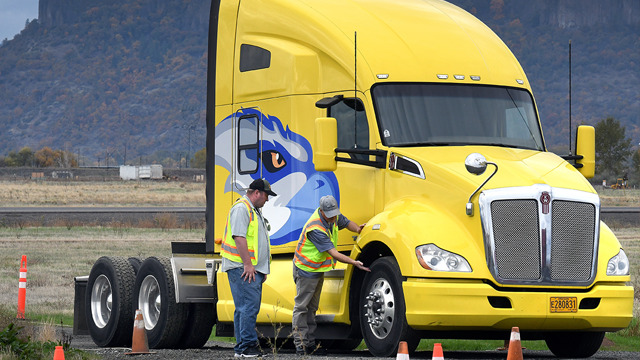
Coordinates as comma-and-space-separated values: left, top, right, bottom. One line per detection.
221, 178, 276, 358
292, 195, 370, 355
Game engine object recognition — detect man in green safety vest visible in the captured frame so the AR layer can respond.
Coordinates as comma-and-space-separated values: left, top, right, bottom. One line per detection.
221, 178, 276, 358
292, 195, 370, 355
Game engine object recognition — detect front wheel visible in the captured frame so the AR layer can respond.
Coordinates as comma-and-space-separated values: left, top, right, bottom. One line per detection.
544, 331, 605, 358
359, 257, 419, 357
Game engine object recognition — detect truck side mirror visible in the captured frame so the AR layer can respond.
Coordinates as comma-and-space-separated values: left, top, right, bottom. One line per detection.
575, 125, 595, 178
314, 117, 338, 172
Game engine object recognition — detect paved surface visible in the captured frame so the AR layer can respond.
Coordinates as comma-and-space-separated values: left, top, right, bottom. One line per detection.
67, 333, 639, 360
1, 207, 637, 227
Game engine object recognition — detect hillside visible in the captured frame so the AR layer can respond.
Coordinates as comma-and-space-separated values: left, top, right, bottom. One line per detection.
449, 0, 640, 152
0, 0, 209, 162
0, 0, 638, 162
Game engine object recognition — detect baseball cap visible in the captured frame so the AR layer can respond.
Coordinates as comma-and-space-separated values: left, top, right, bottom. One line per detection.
249, 178, 277, 196
319, 195, 340, 218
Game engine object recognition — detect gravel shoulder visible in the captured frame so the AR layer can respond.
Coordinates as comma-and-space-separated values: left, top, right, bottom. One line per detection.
68, 334, 638, 360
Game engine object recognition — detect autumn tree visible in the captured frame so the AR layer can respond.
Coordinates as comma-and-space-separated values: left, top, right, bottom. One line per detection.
35, 147, 58, 167
191, 147, 206, 168
594, 116, 633, 175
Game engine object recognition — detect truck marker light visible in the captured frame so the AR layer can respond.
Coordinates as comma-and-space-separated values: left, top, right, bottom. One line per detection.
516, 79, 524, 84
606, 249, 630, 276
437, 74, 448, 79
416, 244, 472, 272
454, 75, 465, 80
471, 76, 481, 81
372, 224, 380, 230
376, 74, 389, 79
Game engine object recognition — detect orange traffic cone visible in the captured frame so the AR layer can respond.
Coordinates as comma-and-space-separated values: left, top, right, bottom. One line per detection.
16, 255, 27, 319
124, 309, 155, 355
506, 327, 523, 360
396, 341, 410, 360
432, 343, 444, 360
53, 345, 65, 360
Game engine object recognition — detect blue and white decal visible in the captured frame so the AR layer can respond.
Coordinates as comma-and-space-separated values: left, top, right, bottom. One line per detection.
215, 108, 340, 246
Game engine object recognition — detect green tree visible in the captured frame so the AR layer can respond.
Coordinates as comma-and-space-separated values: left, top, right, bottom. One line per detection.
17, 147, 34, 166
4, 151, 18, 166
594, 117, 633, 175
632, 149, 640, 181
191, 147, 206, 168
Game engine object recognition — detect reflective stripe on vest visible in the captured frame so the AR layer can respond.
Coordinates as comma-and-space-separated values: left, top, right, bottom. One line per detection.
222, 197, 259, 265
294, 209, 339, 272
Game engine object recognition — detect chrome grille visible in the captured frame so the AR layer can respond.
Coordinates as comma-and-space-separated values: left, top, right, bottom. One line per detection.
481, 185, 600, 286
550, 200, 596, 281
490, 200, 540, 280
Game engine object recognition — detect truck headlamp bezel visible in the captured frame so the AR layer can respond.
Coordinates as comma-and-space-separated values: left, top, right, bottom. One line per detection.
606, 249, 630, 276
415, 244, 472, 272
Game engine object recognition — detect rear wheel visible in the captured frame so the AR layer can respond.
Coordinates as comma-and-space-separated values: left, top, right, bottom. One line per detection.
85, 256, 135, 347
133, 256, 188, 349
359, 257, 419, 357
128, 257, 144, 275
175, 303, 216, 348
544, 331, 605, 358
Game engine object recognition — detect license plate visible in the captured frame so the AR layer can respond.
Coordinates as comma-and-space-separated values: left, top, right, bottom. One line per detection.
550, 297, 577, 313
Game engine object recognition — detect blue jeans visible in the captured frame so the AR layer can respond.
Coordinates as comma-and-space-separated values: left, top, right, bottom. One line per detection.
227, 267, 264, 354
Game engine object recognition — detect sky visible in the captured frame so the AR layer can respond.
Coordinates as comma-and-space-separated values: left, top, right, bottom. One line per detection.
0, 0, 39, 42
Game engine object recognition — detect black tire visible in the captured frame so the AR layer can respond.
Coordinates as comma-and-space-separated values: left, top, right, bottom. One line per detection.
85, 256, 136, 347
128, 257, 144, 275
330, 338, 362, 350
544, 331, 605, 358
175, 303, 216, 349
132, 256, 188, 349
359, 257, 419, 357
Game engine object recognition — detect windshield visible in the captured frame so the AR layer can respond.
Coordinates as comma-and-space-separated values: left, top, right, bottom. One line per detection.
372, 83, 544, 150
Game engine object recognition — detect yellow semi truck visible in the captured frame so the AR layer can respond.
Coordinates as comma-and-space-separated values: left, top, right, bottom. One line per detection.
77, 0, 633, 358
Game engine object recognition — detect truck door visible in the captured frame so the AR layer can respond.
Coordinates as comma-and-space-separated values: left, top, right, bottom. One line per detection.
322, 94, 376, 249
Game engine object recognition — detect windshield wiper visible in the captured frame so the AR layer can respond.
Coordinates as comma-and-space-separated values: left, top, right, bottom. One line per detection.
465, 142, 538, 150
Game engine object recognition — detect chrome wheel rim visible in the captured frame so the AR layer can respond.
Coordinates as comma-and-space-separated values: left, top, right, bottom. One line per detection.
363, 277, 395, 340
90, 274, 112, 329
139, 275, 161, 330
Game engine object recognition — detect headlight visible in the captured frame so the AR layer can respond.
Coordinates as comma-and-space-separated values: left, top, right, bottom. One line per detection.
606, 249, 630, 276
415, 244, 472, 272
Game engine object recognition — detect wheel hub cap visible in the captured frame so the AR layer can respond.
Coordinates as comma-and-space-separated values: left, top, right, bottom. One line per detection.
364, 278, 395, 339
139, 275, 161, 330
90, 275, 112, 329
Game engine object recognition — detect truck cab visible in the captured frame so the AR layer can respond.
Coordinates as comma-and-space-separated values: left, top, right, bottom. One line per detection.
79, 1, 633, 358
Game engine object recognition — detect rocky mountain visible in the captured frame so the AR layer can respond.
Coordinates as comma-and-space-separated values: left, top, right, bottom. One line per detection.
0, 0, 638, 162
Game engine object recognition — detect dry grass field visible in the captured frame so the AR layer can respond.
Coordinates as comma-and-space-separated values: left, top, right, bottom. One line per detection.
0, 227, 201, 322
0, 180, 205, 207
599, 188, 640, 207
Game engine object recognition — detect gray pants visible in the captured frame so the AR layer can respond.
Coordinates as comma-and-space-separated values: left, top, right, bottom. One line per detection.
291, 264, 324, 349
